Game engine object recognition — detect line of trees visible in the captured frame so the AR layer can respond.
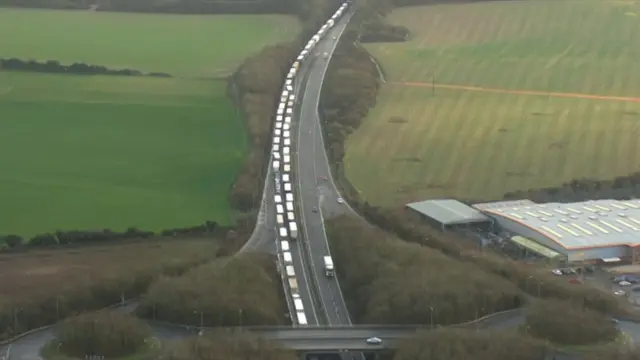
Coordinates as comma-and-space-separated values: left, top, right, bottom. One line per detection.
0, 58, 171, 77
0, 220, 223, 252
46, 311, 152, 359
326, 215, 524, 324
394, 329, 554, 360
0, 241, 218, 341
318, 0, 633, 320
523, 299, 619, 346
0, 0, 346, 16
136, 252, 288, 326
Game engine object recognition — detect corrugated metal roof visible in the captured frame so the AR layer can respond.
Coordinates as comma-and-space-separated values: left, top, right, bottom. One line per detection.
407, 199, 491, 226
478, 199, 640, 250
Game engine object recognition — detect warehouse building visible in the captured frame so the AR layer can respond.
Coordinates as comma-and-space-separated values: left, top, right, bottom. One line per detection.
406, 199, 493, 231
474, 199, 640, 264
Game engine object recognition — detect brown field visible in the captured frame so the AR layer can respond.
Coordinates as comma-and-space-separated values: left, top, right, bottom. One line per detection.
345, 0, 640, 205
0, 239, 217, 301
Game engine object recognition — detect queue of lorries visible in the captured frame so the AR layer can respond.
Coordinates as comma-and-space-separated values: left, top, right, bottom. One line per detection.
272, 1, 350, 327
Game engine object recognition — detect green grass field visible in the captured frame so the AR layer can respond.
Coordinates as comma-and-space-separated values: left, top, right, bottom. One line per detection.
0, 72, 246, 236
345, 0, 640, 206
0, 9, 299, 236
0, 9, 299, 77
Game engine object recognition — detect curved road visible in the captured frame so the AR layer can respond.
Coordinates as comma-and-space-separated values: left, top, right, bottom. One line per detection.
295, 12, 354, 327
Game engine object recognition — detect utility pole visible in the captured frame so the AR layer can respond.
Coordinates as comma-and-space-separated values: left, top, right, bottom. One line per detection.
431, 75, 435, 95
429, 306, 434, 329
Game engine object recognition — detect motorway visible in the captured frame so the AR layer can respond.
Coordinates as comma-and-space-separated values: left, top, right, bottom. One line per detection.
295, 14, 354, 327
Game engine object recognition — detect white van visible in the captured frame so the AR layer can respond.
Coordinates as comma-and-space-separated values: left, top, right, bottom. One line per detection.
284, 138, 291, 146
276, 115, 283, 122
281, 240, 290, 251
282, 90, 289, 99
272, 160, 280, 171
284, 155, 291, 164
282, 174, 290, 182
286, 202, 294, 212
293, 296, 304, 311
283, 164, 291, 173
285, 116, 292, 124
286, 85, 293, 92
275, 122, 282, 129
284, 183, 292, 192
276, 204, 284, 214
276, 107, 284, 115
283, 251, 292, 264
287, 211, 295, 221
275, 129, 282, 137
272, 144, 280, 152
279, 226, 288, 238
286, 108, 293, 115
285, 193, 294, 202
273, 152, 281, 160
287, 100, 294, 108
283, 123, 290, 131
285, 79, 292, 86
289, 94, 295, 102
283, 130, 290, 138
276, 214, 284, 225
283, 146, 290, 155
274, 195, 282, 204
273, 136, 280, 144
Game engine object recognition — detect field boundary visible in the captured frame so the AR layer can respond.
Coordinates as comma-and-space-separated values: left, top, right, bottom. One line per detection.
390, 81, 640, 103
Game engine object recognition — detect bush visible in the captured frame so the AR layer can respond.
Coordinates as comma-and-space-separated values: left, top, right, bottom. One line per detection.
0, 58, 171, 77
326, 215, 524, 324
158, 331, 299, 360
524, 299, 619, 346
0, 221, 223, 251
394, 328, 552, 360
136, 252, 287, 326
53, 311, 151, 358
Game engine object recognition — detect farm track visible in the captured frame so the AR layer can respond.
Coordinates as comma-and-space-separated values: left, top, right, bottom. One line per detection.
391, 81, 640, 103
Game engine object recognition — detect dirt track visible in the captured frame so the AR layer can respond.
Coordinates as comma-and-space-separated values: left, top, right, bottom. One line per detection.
391, 81, 640, 103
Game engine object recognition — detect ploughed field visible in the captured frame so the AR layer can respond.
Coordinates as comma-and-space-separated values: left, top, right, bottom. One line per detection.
345, 0, 640, 205
0, 9, 299, 236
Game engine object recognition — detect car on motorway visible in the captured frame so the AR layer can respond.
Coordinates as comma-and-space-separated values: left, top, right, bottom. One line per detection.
337, 197, 344, 204
366, 337, 383, 345
319, 175, 328, 181
312, 207, 318, 213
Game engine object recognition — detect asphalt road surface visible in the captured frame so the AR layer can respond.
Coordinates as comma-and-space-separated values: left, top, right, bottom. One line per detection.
295, 11, 354, 328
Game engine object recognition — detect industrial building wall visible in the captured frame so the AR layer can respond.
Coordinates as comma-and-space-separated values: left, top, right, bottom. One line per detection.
489, 215, 568, 254
566, 246, 629, 263
490, 215, 632, 262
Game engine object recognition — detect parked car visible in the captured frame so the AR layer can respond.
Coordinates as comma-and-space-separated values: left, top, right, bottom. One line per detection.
366, 337, 383, 345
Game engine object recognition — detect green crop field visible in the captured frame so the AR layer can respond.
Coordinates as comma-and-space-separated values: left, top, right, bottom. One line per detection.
0, 9, 299, 77
345, 0, 640, 206
0, 9, 299, 236
0, 72, 247, 236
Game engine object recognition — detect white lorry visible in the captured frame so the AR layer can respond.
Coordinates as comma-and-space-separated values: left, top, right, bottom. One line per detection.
324, 256, 335, 277
289, 222, 298, 240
